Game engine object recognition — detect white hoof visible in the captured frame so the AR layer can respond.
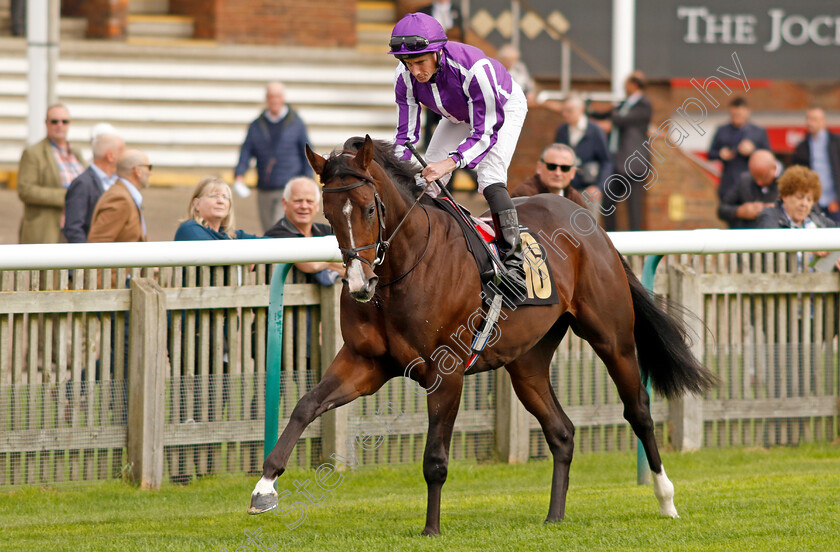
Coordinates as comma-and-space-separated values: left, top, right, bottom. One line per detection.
652, 466, 679, 518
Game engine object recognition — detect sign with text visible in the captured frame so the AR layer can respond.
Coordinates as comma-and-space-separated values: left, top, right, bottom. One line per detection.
475, 0, 840, 80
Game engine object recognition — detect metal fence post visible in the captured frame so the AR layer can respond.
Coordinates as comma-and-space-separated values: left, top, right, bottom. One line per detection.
637, 254, 662, 484
265, 263, 293, 461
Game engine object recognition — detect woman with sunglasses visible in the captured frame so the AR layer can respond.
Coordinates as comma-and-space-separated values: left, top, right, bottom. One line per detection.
390, 12, 528, 292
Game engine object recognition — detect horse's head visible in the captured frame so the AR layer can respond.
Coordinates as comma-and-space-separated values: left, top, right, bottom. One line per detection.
306, 135, 390, 303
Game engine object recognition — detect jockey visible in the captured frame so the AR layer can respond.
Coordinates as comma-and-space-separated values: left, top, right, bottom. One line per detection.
389, 12, 528, 292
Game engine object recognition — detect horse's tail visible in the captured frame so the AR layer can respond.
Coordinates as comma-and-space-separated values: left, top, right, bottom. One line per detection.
621, 257, 718, 399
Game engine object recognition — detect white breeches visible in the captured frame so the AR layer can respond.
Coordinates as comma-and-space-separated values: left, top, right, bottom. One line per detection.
425, 83, 527, 194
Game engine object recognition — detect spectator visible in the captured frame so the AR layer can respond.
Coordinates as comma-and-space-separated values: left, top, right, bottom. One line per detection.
791, 107, 840, 222
90, 122, 119, 144
264, 176, 345, 285
758, 165, 839, 272
498, 44, 536, 106
589, 74, 652, 231
512, 143, 588, 211
63, 132, 125, 243
86, 150, 151, 414
708, 97, 770, 199
758, 165, 835, 229
17, 104, 85, 244
233, 81, 313, 233
554, 93, 612, 198
718, 149, 779, 229
172, 177, 259, 482
175, 177, 258, 241
88, 150, 150, 244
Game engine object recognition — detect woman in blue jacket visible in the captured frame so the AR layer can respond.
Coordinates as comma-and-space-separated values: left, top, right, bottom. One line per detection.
172, 177, 257, 481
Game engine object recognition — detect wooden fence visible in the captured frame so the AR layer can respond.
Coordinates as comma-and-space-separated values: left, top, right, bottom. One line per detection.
1, 254, 838, 489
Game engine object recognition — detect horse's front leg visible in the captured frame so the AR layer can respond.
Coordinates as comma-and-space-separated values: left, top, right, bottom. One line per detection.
421, 371, 464, 536
248, 347, 388, 514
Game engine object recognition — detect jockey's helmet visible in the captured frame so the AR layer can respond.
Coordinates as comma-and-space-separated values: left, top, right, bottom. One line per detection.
388, 12, 447, 60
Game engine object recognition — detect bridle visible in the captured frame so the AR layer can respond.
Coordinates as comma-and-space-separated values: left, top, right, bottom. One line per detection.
321, 170, 431, 287
322, 176, 389, 268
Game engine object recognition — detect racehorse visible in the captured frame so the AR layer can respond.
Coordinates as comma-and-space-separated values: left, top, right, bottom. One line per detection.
249, 135, 717, 535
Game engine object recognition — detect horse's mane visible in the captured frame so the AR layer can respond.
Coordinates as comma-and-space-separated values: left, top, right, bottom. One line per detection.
320, 137, 423, 201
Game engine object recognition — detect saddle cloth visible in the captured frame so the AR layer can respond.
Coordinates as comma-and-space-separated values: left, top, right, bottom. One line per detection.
431, 197, 558, 307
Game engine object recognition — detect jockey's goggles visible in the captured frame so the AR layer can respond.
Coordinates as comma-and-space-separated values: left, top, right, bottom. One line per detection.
389, 35, 446, 53
540, 160, 574, 173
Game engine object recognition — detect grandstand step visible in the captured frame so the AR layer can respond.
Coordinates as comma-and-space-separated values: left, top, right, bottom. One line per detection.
357, 22, 392, 51
358, 1, 396, 25
0, 81, 396, 107
0, 123, 394, 150
130, 0, 170, 15
127, 14, 194, 40
0, 56, 396, 85
0, 38, 398, 176
0, 100, 394, 127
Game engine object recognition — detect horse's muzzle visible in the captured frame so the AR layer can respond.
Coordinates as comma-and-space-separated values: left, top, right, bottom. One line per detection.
345, 275, 378, 303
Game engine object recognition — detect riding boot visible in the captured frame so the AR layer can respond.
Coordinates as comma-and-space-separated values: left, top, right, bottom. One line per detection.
483, 183, 527, 296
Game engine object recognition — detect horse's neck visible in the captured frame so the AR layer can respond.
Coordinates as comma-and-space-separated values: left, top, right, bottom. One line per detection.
378, 188, 429, 278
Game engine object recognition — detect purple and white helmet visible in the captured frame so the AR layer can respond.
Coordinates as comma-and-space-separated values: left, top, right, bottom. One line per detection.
388, 12, 447, 58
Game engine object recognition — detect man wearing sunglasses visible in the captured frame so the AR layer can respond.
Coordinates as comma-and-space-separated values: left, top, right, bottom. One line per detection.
512, 144, 588, 210
17, 104, 85, 244
390, 12, 528, 292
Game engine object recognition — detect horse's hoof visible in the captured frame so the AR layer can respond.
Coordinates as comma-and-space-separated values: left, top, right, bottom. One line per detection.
420, 528, 440, 537
248, 492, 278, 515
659, 504, 679, 519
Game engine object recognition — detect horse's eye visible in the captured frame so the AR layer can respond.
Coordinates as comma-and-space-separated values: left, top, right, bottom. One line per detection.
367, 205, 376, 218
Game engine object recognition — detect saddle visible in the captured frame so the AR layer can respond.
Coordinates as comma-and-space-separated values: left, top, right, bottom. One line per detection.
430, 197, 558, 308
430, 196, 559, 369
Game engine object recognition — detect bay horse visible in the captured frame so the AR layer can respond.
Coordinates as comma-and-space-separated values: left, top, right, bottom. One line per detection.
249, 135, 716, 535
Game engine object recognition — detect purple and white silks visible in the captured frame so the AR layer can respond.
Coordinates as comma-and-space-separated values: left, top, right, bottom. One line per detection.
393, 42, 517, 170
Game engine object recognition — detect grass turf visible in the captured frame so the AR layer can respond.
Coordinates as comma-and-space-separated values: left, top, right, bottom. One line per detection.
1, 443, 838, 551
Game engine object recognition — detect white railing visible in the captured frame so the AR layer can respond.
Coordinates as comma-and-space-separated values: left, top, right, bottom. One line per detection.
0, 236, 343, 270
1, 229, 838, 269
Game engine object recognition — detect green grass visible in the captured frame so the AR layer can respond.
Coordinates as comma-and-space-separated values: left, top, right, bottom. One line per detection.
1, 444, 839, 551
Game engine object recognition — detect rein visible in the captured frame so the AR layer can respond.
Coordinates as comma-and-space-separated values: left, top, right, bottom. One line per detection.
322, 168, 434, 286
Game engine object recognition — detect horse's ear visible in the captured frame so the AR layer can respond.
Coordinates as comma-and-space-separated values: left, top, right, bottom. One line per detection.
305, 144, 326, 175
353, 134, 374, 171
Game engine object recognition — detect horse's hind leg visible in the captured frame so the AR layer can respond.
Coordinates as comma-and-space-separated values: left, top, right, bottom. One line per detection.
574, 301, 679, 518
506, 323, 574, 523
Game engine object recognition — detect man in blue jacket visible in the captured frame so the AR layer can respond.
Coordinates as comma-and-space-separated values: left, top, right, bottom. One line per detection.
63, 132, 125, 243
234, 81, 313, 232
555, 94, 612, 207
708, 96, 769, 199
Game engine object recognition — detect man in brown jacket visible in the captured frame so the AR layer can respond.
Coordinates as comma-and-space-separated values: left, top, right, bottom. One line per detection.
88, 150, 151, 243
512, 143, 588, 210
17, 104, 85, 243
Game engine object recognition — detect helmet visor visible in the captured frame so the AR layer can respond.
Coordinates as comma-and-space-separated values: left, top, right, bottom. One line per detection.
389, 35, 446, 53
